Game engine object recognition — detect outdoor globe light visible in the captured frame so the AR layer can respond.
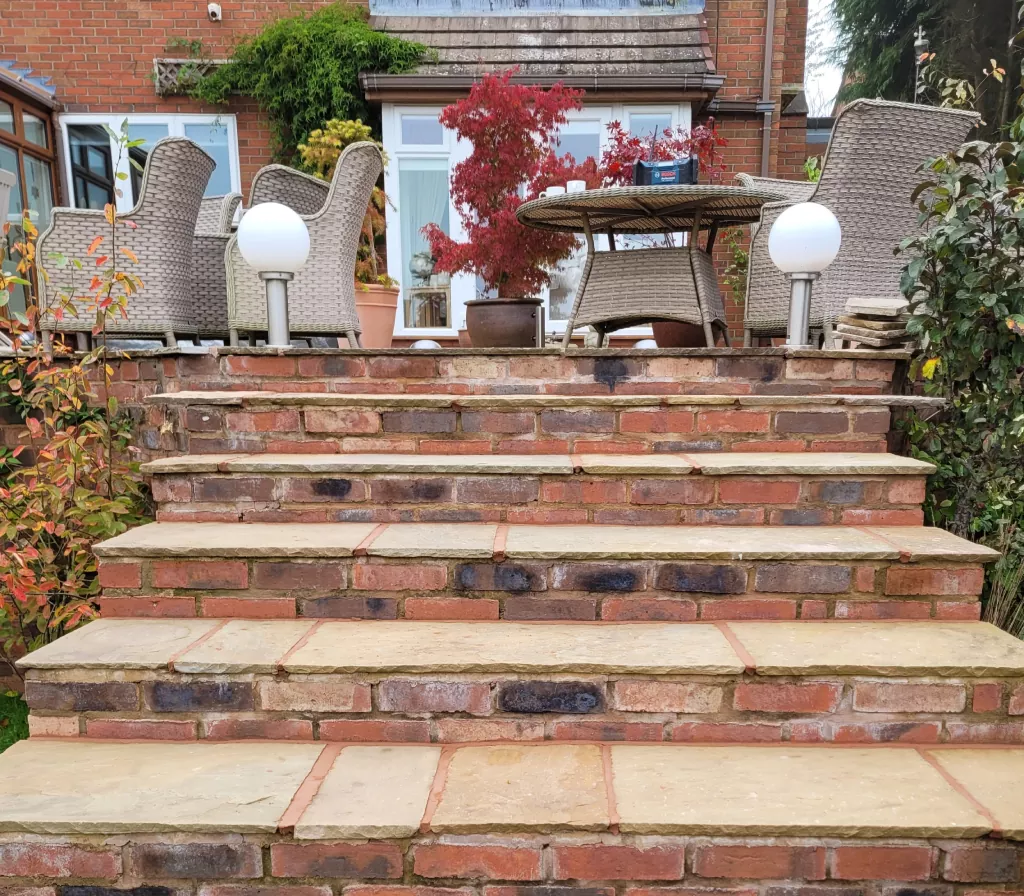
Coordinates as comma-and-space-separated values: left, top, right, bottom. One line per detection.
410, 339, 442, 349
237, 202, 311, 347
768, 202, 841, 347
634, 339, 659, 349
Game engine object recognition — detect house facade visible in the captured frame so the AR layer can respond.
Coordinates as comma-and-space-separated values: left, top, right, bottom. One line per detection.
3, 0, 810, 342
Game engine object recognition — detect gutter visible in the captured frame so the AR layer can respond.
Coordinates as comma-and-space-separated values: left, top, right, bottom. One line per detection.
760, 0, 777, 175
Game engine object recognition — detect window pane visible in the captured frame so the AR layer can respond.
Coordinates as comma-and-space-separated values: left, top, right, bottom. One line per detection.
23, 112, 48, 148
401, 114, 444, 146
555, 123, 601, 164
184, 122, 233, 195
67, 124, 114, 210
0, 144, 26, 315
629, 113, 672, 139
0, 101, 14, 135
24, 155, 54, 227
399, 157, 450, 329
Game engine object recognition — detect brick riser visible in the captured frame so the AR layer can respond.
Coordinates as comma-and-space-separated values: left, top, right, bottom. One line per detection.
152, 472, 926, 526
163, 352, 900, 395
173, 403, 892, 456
26, 670, 1024, 745
1, 834, 1020, 891
97, 558, 985, 622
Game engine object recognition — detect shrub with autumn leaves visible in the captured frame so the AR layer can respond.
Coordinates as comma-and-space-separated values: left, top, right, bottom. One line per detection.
424, 70, 727, 299
0, 123, 150, 678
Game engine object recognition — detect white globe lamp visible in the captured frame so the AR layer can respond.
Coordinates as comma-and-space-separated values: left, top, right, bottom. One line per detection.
236, 202, 311, 347
410, 339, 442, 350
634, 339, 659, 349
767, 202, 842, 347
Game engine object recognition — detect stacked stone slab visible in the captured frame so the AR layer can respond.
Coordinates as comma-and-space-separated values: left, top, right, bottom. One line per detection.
2, 347, 1022, 895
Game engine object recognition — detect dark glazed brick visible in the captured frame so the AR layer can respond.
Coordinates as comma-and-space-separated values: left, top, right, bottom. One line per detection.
127, 843, 262, 879
755, 564, 851, 594
775, 411, 848, 434
653, 440, 724, 452
371, 478, 453, 503
300, 596, 398, 618
455, 563, 547, 592
943, 848, 1021, 883
499, 681, 605, 713
583, 357, 640, 391
382, 411, 457, 433
655, 563, 747, 594
185, 408, 225, 432
60, 889, 176, 896
552, 563, 646, 592
503, 597, 597, 620
775, 509, 830, 526
194, 477, 274, 502
854, 410, 892, 433
717, 357, 783, 381
26, 680, 138, 712
456, 477, 540, 504
819, 481, 865, 504
145, 681, 253, 712
310, 478, 356, 500
541, 409, 616, 433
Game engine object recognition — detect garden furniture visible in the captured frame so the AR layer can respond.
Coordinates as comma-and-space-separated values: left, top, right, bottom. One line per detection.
191, 192, 242, 338
517, 184, 787, 348
36, 136, 215, 348
225, 142, 383, 348
738, 99, 980, 347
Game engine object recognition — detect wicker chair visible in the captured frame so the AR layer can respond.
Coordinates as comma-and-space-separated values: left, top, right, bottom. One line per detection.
36, 136, 215, 347
192, 193, 242, 338
225, 142, 383, 347
739, 99, 979, 346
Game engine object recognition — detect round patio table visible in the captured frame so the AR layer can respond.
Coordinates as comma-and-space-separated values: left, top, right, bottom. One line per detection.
517, 184, 787, 347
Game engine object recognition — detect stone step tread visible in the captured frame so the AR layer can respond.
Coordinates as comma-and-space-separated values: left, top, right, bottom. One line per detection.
92, 522, 1000, 562
0, 739, 1019, 838
141, 451, 935, 477
148, 390, 946, 409
19, 619, 1024, 677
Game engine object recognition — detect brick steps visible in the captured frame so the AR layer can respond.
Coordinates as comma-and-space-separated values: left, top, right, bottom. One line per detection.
92, 522, 996, 622
144, 451, 932, 526
0, 739, 1023, 890
152, 391, 943, 454
20, 618, 1024, 744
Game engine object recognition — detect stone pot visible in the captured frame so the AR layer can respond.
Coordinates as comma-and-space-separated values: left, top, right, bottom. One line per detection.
465, 297, 542, 348
652, 320, 707, 348
354, 282, 400, 349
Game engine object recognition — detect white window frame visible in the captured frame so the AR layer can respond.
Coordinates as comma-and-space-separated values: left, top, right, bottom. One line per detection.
58, 113, 242, 214
381, 101, 692, 338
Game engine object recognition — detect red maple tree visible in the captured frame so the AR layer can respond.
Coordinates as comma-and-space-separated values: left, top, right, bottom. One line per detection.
424, 70, 592, 298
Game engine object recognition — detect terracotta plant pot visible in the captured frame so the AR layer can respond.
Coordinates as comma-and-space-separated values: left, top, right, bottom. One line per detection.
458, 328, 472, 347
652, 320, 707, 348
465, 297, 542, 348
355, 282, 400, 349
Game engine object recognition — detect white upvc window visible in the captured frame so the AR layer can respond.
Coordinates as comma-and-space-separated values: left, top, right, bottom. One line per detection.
58, 113, 242, 214
381, 101, 691, 338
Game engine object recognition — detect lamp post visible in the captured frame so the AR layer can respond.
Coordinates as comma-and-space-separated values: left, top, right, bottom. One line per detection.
767, 202, 842, 348
236, 202, 311, 347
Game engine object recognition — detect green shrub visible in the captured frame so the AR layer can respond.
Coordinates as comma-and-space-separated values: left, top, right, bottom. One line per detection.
190, 5, 426, 158
0, 692, 28, 754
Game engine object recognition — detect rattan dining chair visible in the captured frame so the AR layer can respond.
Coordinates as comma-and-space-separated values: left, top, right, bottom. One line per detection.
192, 193, 242, 339
738, 99, 979, 347
36, 136, 215, 348
225, 142, 383, 347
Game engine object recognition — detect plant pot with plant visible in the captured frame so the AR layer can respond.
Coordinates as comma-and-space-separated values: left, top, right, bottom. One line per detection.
425, 70, 597, 348
299, 119, 399, 348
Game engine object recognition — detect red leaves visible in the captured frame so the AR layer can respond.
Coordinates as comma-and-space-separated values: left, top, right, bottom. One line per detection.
599, 118, 728, 187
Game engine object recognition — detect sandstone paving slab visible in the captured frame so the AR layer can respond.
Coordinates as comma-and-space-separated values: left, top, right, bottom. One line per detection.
504, 525, 897, 561
141, 454, 245, 473
174, 620, 317, 674
369, 523, 499, 559
17, 618, 218, 671
727, 621, 1024, 677
220, 454, 574, 475
689, 452, 934, 476
296, 746, 441, 839
283, 621, 743, 675
93, 522, 379, 558
865, 527, 1001, 562
577, 454, 695, 474
431, 744, 608, 832
611, 745, 991, 838
928, 749, 1024, 840
146, 391, 250, 406
0, 740, 323, 834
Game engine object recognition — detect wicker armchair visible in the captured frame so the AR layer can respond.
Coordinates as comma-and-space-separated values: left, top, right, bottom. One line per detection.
192, 193, 242, 338
739, 99, 979, 346
225, 142, 383, 347
36, 136, 215, 347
